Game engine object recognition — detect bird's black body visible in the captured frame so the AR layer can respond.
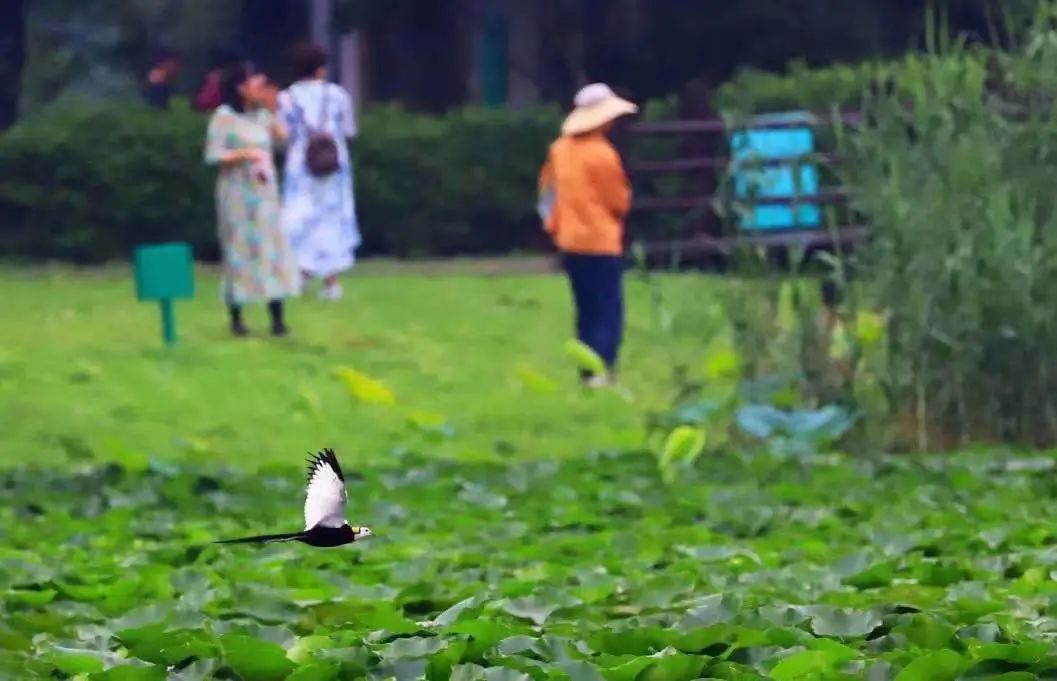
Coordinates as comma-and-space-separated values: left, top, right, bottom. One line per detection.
213, 448, 372, 549
299, 524, 358, 547
214, 524, 358, 547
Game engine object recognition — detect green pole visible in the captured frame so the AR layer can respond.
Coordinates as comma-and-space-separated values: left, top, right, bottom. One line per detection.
481, 7, 508, 107
160, 299, 176, 346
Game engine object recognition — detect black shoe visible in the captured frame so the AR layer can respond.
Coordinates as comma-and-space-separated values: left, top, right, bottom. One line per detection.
228, 304, 248, 337
267, 300, 288, 337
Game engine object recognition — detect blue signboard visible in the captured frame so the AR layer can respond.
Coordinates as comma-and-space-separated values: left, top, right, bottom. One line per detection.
730, 111, 820, 231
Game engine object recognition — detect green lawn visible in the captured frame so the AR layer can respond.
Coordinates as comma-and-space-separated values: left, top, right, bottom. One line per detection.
0, 262, 711, 469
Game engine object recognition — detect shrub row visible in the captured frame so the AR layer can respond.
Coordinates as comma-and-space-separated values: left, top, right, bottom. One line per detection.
0, 58, 910, 263
714, 59, 881, 116
0, 102, 564, 262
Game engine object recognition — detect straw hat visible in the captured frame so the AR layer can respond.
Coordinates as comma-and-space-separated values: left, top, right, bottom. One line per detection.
561, 83, 639, 136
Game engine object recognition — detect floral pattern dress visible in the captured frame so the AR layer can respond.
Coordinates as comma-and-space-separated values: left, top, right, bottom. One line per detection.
278, 80, 362, 278
205, 105, 301, 304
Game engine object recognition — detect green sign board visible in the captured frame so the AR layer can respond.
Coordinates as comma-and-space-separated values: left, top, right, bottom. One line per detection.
133, 243, 195, 346
134, 243, 194, 301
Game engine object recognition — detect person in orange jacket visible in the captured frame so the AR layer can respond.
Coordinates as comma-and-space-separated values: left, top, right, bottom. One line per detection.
538, 83, 638, 387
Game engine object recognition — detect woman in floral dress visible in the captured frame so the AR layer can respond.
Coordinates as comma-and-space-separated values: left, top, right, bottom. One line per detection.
278, 42, 362, 301
205, 62, 300, 336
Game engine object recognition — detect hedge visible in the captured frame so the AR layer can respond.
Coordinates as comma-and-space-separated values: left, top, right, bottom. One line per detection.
0, 102, 564, 262
712, 53, 994, 117
713, 60, 880, 116
0, 59, 921, 263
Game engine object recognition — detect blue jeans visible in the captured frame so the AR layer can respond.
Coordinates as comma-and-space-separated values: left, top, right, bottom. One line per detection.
562, 253, 624, 374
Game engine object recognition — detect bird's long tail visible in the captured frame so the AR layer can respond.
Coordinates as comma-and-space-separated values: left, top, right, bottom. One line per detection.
214, 531, 305, 545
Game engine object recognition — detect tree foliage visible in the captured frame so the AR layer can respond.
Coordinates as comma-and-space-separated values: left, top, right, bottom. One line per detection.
13, 0, 1043, 116
20, 0, 241, 112
0, 0, 25, 128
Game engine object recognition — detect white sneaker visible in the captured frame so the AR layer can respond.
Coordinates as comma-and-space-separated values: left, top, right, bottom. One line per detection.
584, 374, 611, 389
318, 282, 343, 301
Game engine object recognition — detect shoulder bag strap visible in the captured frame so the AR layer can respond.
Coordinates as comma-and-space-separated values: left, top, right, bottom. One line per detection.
318, 84, 330, 132
289, 91, 311, 132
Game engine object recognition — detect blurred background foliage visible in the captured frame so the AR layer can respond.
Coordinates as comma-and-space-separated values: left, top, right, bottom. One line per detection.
2, 0, 1042, 118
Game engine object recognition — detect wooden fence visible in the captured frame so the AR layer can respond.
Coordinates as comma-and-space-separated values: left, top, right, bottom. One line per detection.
626, 111, 868, 263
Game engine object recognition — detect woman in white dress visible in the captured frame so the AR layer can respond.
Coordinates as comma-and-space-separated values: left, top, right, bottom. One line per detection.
278, 42, 362, 300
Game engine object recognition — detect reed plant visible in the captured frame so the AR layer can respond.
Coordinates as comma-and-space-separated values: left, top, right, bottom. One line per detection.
834, 3, 1057, 449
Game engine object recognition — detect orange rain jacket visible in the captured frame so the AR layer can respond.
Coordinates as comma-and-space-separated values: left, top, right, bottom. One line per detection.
538, 131, 631, 256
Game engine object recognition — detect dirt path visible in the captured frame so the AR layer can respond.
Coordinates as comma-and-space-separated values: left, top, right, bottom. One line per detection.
0, 255, 563, 280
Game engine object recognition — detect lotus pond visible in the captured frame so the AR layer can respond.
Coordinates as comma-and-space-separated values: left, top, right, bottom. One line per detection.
5, 448, 1057, 680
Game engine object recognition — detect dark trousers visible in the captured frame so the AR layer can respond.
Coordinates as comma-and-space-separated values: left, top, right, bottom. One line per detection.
562, 253, 625, 373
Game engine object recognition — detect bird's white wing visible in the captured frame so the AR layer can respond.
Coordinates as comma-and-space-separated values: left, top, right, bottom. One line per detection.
303, 449, 348, 529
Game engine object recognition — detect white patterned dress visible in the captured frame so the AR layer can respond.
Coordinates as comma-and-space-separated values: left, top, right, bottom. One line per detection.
204, 105, 301, 304
278, 80, 362, 278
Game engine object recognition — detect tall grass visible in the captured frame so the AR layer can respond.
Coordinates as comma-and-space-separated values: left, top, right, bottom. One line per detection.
836, 4, 1057, 449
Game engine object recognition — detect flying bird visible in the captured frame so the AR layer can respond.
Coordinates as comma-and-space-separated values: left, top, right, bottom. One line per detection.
215, 448, 373, 547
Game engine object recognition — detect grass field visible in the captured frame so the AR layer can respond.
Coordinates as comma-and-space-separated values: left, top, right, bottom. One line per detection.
6, 264, 1057, 680
0, 262, 712, 470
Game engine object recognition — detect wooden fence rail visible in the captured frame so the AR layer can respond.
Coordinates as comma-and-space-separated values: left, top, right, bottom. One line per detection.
629, 152, 840, 174
627, 110, 866, 261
